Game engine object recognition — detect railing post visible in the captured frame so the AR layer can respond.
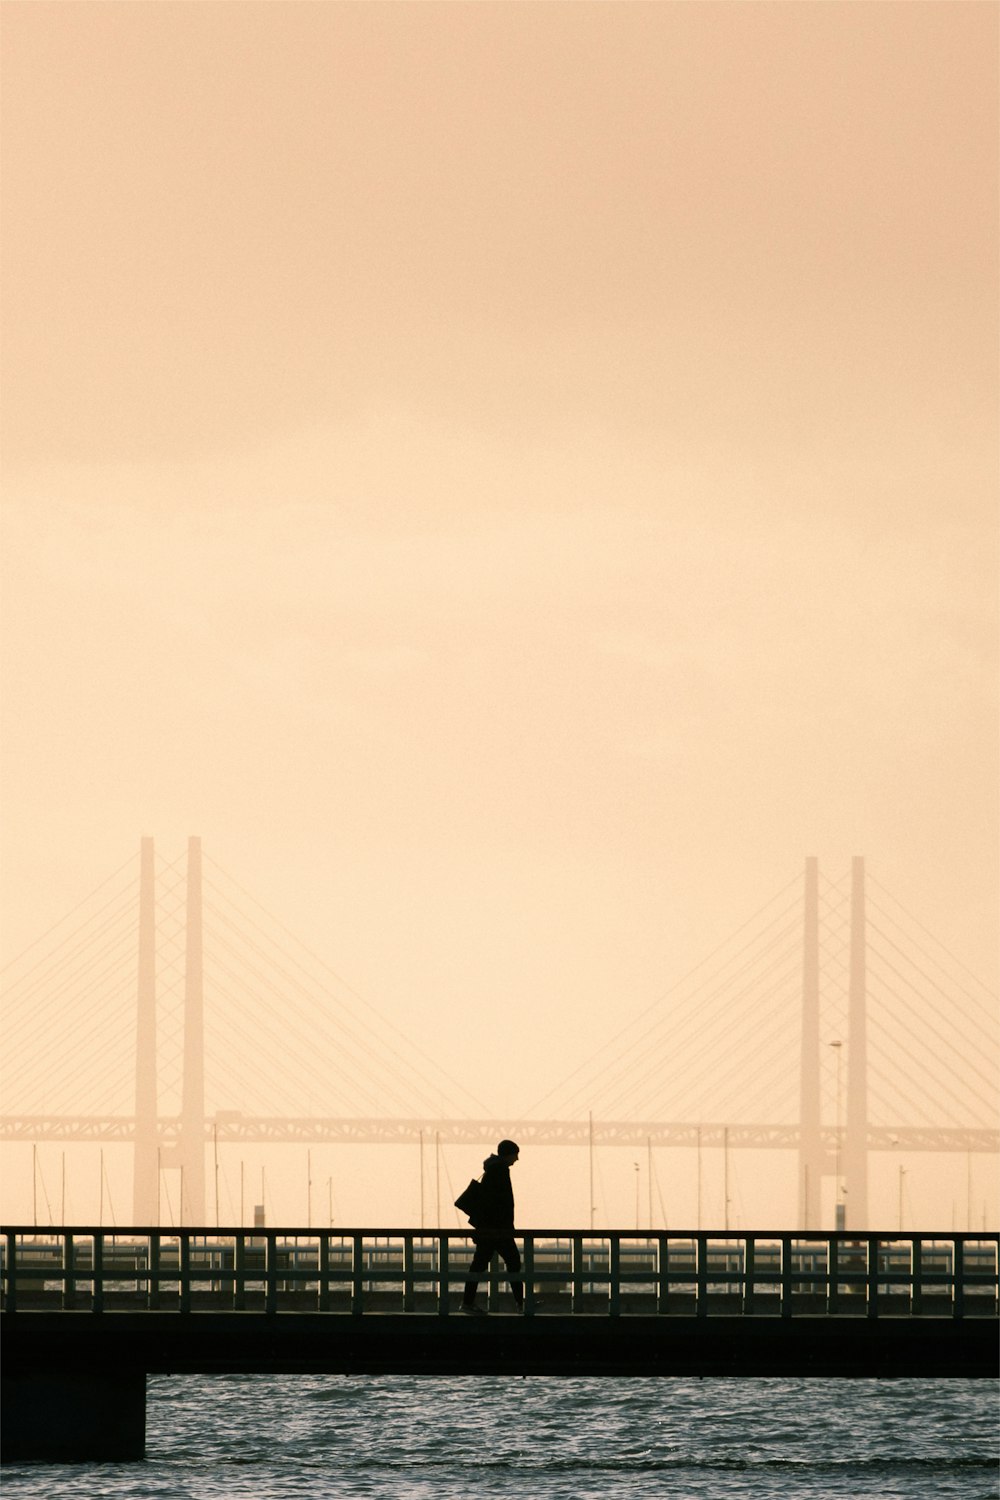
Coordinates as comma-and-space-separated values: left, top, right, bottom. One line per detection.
744, 1235, 755, 1316
953, 1236, 964, 1322
523, 1234, 535, 1316
179, 1233, 191, 1315
571, 1234, 584, 1314
911, 1236, 922, 1316
696, 1234, 708, 1317
233, 1232, 246, 1311
265, 1232, 278, 1316
63, 1233, 76, 1311
148, 1233, 160, 1311
5, 1231, 17, 1314
656, 1234, 669, 1315
93, 1232, 105, 1314
438, 1233, 450, 1317
609, 1235, 621, 1317
487, 1244, 500, 1313
867, 1236, 879, 1319
351, 1234, 364, 1316
780, 1235, 792, 1319
828, 1235, 839, 1315
403, 1234, 415, 1313
319, 1232, 330, 1313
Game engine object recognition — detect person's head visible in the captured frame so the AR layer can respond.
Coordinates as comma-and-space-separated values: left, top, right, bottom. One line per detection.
497, 1139, 520, 1166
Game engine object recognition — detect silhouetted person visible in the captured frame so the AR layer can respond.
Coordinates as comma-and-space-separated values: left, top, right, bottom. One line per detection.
461, 1139, 524, 1315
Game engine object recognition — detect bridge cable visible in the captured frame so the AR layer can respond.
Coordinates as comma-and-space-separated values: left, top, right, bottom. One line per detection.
1, 973, 136, 1103
201, 882, 486, 1117
586, 963, 802, 1121
525, 887, 804, 1115
0, 898, 138, 1032
868, 876, 997, 1003
866, 999, 995, 1124
866, 947, 1000, 1093
867, 920, 1000, 1044
203, 919, 461, 1117
201, 907, 456, 1111
551, 935, 803, 1119
204, 855, 492, 1114
204, 971, 402, 1118
0, 857, 137, 975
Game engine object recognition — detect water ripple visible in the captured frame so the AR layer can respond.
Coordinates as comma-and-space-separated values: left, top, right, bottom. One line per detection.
3, 1376, 997, 1500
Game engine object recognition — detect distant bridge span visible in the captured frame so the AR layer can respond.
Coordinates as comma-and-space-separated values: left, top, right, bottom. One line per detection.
4, 841, 997, 1228
2, 1115, 996, 1153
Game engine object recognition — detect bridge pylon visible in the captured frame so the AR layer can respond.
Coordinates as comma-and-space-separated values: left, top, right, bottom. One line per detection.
130, 835, 207, 1226
796, 854, 871, 1230
178, 836, 206, 1223
844, 855, 869, 1229
131, 837, 158, 1223
797, 856, 822, 1228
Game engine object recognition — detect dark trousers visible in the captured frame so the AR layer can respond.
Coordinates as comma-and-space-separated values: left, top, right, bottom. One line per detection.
463, 1233, 524, 1307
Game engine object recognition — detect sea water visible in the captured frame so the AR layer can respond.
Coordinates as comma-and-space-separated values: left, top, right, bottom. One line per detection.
2, 1375, 997, 1499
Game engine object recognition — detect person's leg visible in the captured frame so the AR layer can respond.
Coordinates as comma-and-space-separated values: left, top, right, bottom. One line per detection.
498, 1237, 524, 1309
463, 1237, 494, 1307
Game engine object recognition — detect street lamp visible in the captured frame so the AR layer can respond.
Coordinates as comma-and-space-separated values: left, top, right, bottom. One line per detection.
890, 1135, 904, 1232
633, 1162, 640, 1231
828, 1041, 844, 1231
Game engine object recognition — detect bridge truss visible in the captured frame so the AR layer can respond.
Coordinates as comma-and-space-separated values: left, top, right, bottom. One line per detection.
1, 1115, 995, 1154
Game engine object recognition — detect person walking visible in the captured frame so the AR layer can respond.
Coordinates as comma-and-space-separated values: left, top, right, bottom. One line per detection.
460, 1139, 524, 1314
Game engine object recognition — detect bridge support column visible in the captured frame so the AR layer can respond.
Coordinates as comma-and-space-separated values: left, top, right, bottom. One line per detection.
180, 836, 206, 1225
845, 856, 869, 1230
1, 1368, 146, 1462
132, 837, 159, 1225
797, 857, 822, 1229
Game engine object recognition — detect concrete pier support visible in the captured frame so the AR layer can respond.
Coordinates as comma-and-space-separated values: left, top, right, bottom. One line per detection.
1, 1368, 146, 1462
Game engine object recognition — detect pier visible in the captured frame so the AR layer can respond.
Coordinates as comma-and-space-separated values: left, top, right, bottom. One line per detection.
3, 1225, 997, 1460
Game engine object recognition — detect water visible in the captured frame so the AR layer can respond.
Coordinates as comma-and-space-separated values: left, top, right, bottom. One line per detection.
3, 1376, 997, 1499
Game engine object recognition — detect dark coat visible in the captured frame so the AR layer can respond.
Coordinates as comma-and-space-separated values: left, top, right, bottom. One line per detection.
475, 1153, 515, 1236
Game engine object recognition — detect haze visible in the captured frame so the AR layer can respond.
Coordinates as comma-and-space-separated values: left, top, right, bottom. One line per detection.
1, 1, 997, 1230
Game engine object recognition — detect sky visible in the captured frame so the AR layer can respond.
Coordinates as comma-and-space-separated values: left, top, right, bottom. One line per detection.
1, 1, 997, 1230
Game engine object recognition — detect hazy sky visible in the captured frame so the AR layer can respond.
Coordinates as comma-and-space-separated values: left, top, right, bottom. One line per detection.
1, 2, 997, 1224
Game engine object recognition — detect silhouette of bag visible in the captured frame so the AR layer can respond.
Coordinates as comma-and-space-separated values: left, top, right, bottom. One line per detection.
454, 1178, 484, 1223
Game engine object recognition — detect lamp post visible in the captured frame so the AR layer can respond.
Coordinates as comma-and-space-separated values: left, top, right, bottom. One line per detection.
890, 1135, 904, 1232
696, 1125, 702, 1231
723, 1125, 730, 1233
828, 1040, 844, 1230
633, 1162, 640, 1231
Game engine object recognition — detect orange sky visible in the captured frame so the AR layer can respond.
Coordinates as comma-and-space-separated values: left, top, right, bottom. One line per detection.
1, 2, 997, 1226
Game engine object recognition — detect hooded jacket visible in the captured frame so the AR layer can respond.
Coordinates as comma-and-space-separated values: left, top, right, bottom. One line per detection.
476, 1153, 515, 1236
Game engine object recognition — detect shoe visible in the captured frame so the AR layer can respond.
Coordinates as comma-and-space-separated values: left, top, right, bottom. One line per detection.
460, 1304, 488, 1316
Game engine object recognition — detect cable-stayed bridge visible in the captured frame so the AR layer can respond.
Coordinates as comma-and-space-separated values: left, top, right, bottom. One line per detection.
1, 839, 997, 1229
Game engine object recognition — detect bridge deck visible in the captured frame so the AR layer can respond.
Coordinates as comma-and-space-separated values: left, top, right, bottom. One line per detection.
3, 1226, 997, 1461
5, 1307, 997, 1379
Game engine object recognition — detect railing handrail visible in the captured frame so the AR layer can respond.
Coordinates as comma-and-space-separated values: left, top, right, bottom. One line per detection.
3, 1225, 998, 1240
2, 1226, 997, 1322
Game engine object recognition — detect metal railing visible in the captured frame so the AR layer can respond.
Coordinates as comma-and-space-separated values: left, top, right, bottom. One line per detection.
2, 1228, 997, 1319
